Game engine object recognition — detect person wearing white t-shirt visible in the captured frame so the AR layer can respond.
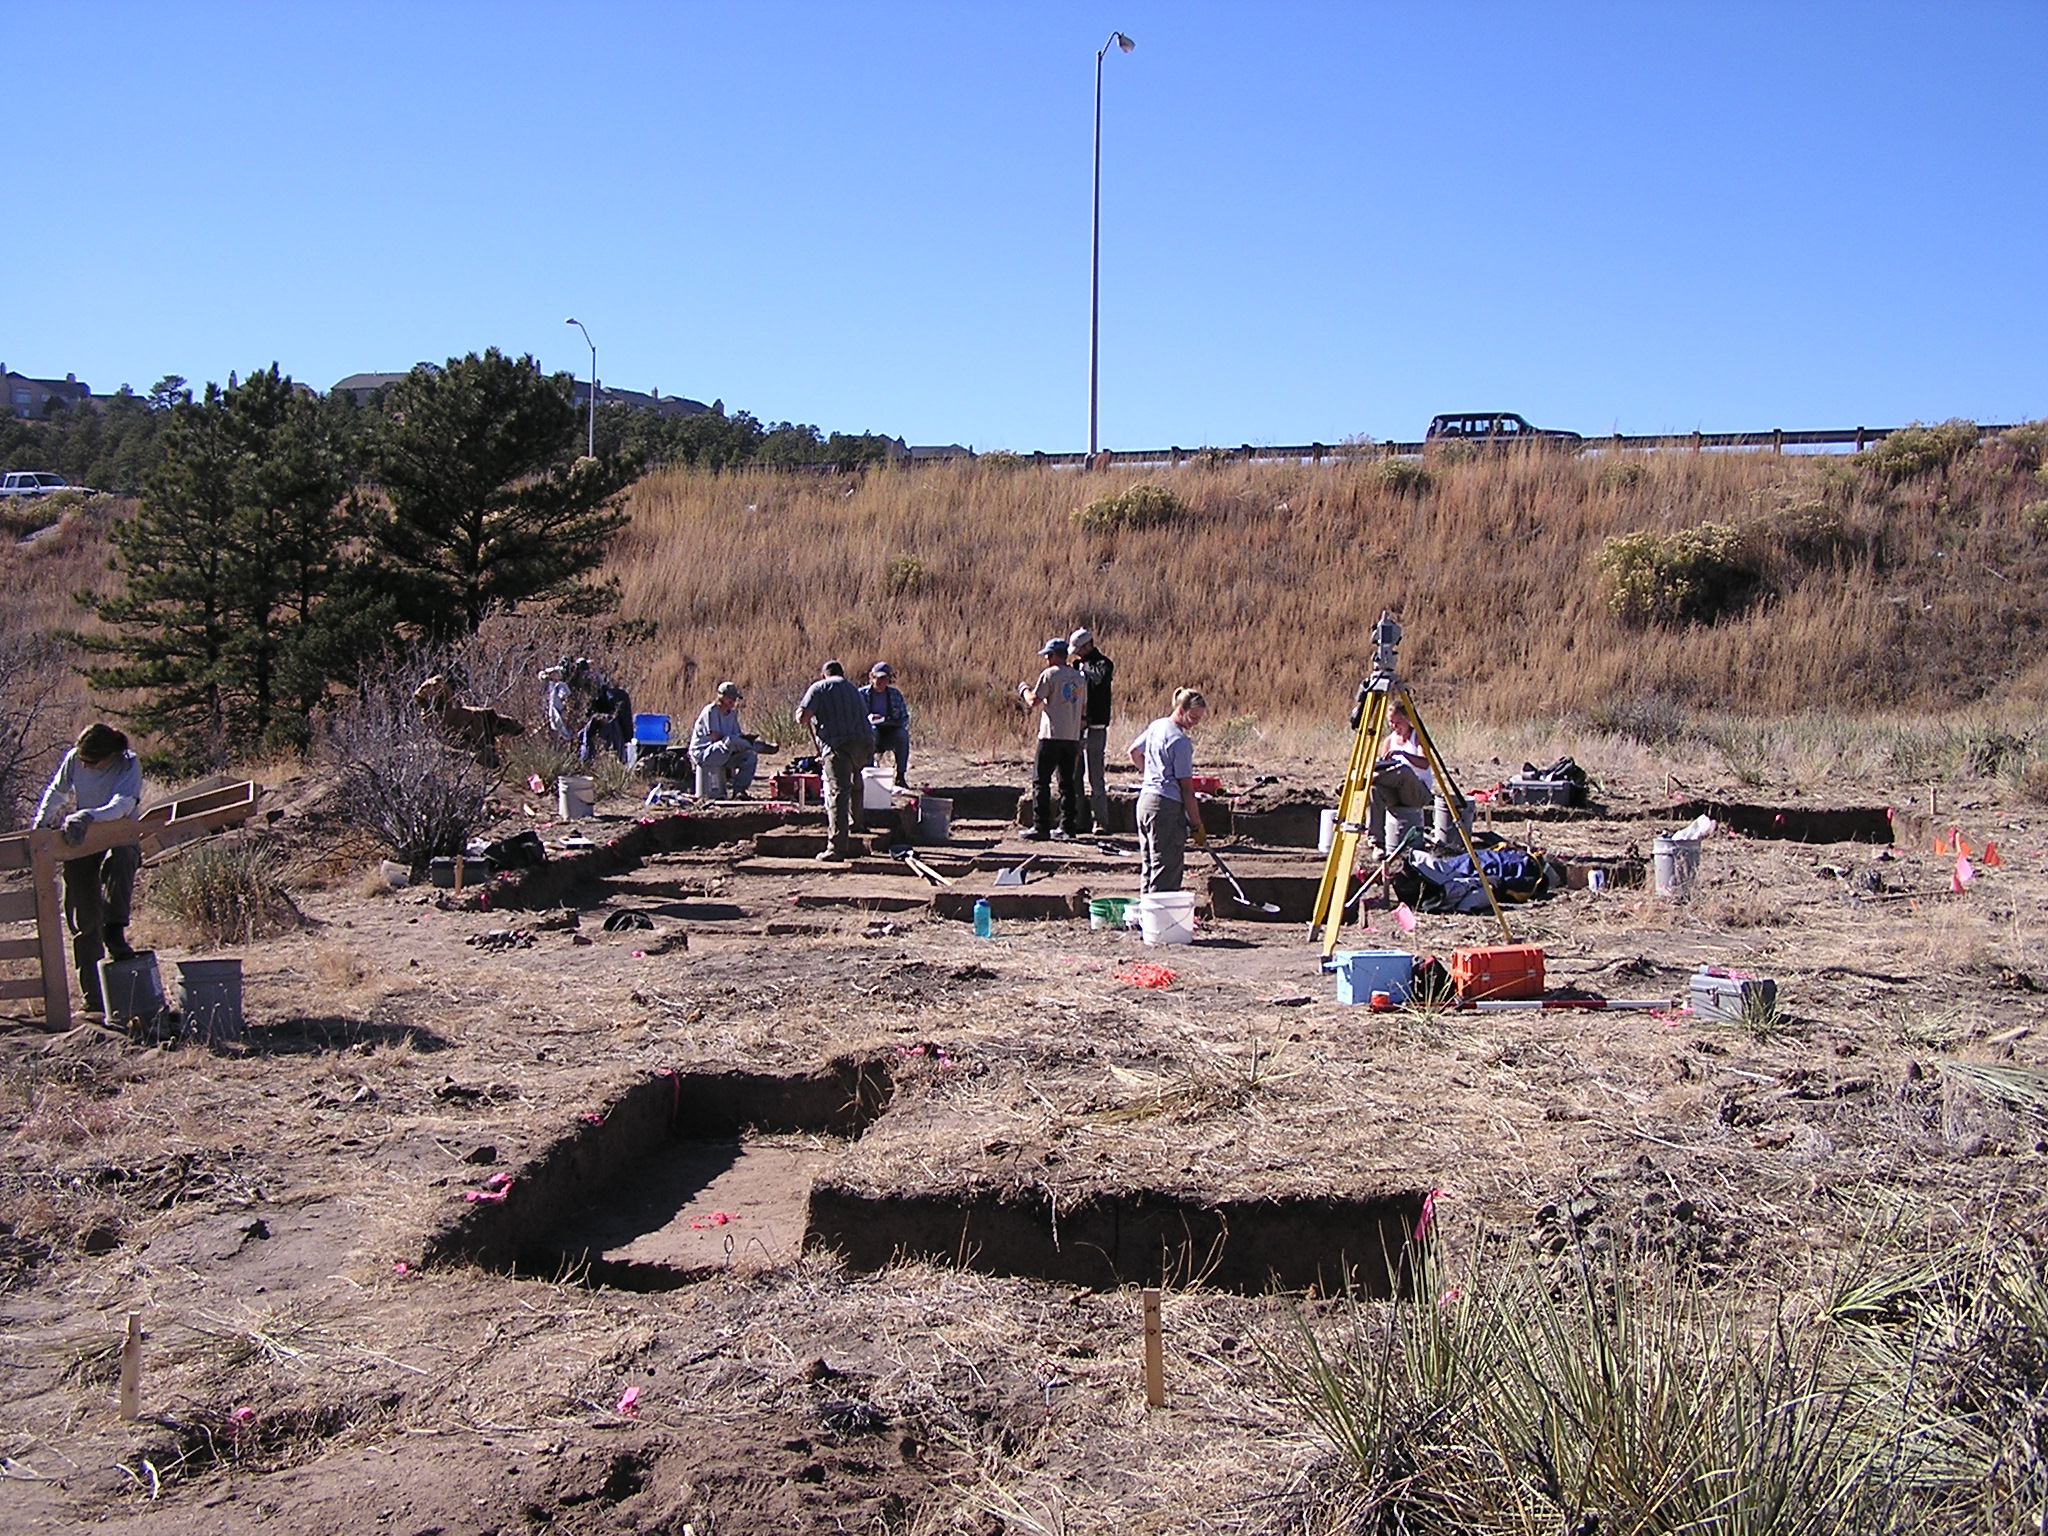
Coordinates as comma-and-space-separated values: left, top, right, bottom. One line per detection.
1369, 703, 1434, 853
1126, 688, 1207, 893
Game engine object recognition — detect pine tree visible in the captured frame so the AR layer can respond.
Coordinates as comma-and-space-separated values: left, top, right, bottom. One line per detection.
369, 350, 635, 640
81, 366, 367, 759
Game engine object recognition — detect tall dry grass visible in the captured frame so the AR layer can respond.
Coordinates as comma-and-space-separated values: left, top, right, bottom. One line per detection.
601, 433, 2048, 753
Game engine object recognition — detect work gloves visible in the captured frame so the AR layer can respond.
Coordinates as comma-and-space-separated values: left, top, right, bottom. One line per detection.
61, 811, 94, 846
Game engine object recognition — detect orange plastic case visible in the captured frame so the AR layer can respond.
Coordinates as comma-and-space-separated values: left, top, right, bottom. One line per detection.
1450, 945, 1545, 1001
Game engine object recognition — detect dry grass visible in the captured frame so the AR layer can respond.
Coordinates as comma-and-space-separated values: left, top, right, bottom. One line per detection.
597, 436, 2048, 753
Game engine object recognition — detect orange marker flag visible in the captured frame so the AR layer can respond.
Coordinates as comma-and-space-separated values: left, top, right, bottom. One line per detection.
1955, 832, 1974, 859
1983, 841, 2002, 867
1932, 834, 1950, 855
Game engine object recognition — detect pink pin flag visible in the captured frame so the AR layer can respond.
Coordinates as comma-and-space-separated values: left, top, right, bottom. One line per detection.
616, 1386, 640, 1418
1952, 854, 1974, 892
1393, 903, 1417, 934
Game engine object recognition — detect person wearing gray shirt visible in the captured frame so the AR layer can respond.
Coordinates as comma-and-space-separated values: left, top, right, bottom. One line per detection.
688, 681, 758, 797
33, 722, 145, 1013
797, 661, 874, 861
1126, 688, 1208, 893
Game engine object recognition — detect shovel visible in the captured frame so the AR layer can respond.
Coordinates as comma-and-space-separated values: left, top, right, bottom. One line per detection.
1205, 845, 1281, 914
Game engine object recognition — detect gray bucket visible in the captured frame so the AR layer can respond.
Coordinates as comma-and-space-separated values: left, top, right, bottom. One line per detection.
98, 953, 168, 1033
1653, 836, 1701, 899
177, 957, 244, 1043
557, 775, 596, 820
917, 795, 952, 844
1432, 793, 1473, 847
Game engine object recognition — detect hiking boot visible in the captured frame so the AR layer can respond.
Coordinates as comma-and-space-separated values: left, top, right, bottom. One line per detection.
1049, 828, 1071, 841
1019, 829, 1050, 842
815, 847, 849, 863
103, 928, 135, 963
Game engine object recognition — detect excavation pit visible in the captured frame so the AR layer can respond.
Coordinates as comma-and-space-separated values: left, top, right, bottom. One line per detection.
430, 1062, 1427, 1297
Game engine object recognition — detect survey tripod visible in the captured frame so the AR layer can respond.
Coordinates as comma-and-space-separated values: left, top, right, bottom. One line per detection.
1309, 613, 1512, 957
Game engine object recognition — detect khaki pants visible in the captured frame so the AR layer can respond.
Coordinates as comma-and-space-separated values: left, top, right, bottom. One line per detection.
1138, 794, 1189, 893
822, 742, 873, 853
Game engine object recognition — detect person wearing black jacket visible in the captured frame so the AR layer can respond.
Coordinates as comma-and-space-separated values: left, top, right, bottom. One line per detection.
1069, 628, 1113, 833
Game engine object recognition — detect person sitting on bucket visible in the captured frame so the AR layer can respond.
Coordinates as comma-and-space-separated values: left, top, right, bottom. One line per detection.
32, 723, 144, 1014
860, 663, 911, 788
688, 681, 758, 798
1126, 688, 1207, 893
1369, 703, 1433, 854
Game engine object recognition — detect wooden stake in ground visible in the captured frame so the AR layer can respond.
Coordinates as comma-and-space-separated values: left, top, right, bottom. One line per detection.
118, 1313, 141, 1420
1141, 1287, 1164, 1408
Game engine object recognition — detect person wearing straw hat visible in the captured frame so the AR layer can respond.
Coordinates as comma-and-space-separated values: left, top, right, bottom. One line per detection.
688, 681, 759, 797
1126, 688, 1207, 893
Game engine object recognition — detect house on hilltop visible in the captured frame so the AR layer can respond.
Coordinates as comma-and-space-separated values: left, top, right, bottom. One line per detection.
2, 366, 92, 419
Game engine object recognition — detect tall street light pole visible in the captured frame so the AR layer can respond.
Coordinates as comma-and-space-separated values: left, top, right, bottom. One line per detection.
1089, 30, 1134, 459
564, 317, 596, 458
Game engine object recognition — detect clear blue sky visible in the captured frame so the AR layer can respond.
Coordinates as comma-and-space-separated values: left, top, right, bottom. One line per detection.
6, 2, 2041, 450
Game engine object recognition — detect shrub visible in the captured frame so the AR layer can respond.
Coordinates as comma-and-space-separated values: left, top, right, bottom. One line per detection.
1368, 457, 1432, 496
1071, 482, 1187, 533
2022, 500, 2048, 538
2001, 419, 2048, 472
1597, 522, 1761, 626
976, 450, 1029, 474
1598, 458, 1647, 493
1267, 1234, 2034, 1535
148, 836, 299, 946
322, 668, 496, 867
1860, 419, 1980, 485
885, 555, 928, 596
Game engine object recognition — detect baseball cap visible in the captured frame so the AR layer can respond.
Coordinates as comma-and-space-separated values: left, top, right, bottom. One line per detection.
870, 662, 893, 677
715, 680, 742, 699
1068, 627, 1094, 650
1039, 638, 1069, 657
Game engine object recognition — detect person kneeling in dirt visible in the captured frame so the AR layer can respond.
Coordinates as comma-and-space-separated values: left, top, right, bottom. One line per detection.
32, 723, 144, 1014
1127, 688, 1206, 893
689, 681, 759, 797
1369, 704, 1433, 854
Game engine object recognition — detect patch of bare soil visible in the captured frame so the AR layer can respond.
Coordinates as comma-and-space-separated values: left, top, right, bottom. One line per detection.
2, 764, 2045, 1532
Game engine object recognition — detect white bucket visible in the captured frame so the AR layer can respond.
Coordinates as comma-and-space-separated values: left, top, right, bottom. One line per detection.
1433, 794, 1473, 847
1137, 890, 1197, 946
558, 775, 595, 820
1317, 808, 1337, 853
1653, 835, 1701, 899
861, 766, 904, 810
918, 795, 952, 843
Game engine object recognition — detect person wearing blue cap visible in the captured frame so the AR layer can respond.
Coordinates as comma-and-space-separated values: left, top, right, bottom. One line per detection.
860, 663, 911, 787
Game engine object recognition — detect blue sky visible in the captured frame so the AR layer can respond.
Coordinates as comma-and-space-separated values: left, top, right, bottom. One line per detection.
6, 2, 2041, 450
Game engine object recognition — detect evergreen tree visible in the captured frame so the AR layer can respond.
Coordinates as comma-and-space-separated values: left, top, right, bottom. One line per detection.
80, 366, 365, 759
369, 350, 635, 640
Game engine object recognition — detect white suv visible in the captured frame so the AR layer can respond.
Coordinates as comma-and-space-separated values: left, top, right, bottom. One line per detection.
0, 472, 88, 498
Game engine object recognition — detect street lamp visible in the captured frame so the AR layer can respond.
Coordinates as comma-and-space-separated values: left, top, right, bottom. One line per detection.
1089, 29, 1135, 459
564, 317, 596, 458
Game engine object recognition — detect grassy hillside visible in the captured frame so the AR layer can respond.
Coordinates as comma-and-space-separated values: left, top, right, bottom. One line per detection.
603, 426, 2048, 751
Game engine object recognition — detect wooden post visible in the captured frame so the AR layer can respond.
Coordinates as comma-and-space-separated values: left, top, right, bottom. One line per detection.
1141, 1287, 1164, 1408
29, 832, 70, 1031
1771, 428, 1783, 455
1928, 786, 1938, 819
119, 1313, 141, 1420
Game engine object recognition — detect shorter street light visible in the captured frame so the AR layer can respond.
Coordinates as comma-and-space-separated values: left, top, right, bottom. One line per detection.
564, 317, 596, 457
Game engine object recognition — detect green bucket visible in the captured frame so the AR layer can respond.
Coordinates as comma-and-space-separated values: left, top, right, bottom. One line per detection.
1089, 896, 1138, 931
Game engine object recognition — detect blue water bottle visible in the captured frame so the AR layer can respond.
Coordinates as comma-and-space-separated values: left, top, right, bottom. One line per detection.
972, 898, 992, 938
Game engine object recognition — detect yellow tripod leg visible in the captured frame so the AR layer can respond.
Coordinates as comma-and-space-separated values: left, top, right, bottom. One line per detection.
1312, 686, 1389, 957
1399, 688, 1513, 945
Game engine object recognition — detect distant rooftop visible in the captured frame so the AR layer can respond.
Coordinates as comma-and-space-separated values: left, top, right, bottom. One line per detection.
2, 366, 92, 419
